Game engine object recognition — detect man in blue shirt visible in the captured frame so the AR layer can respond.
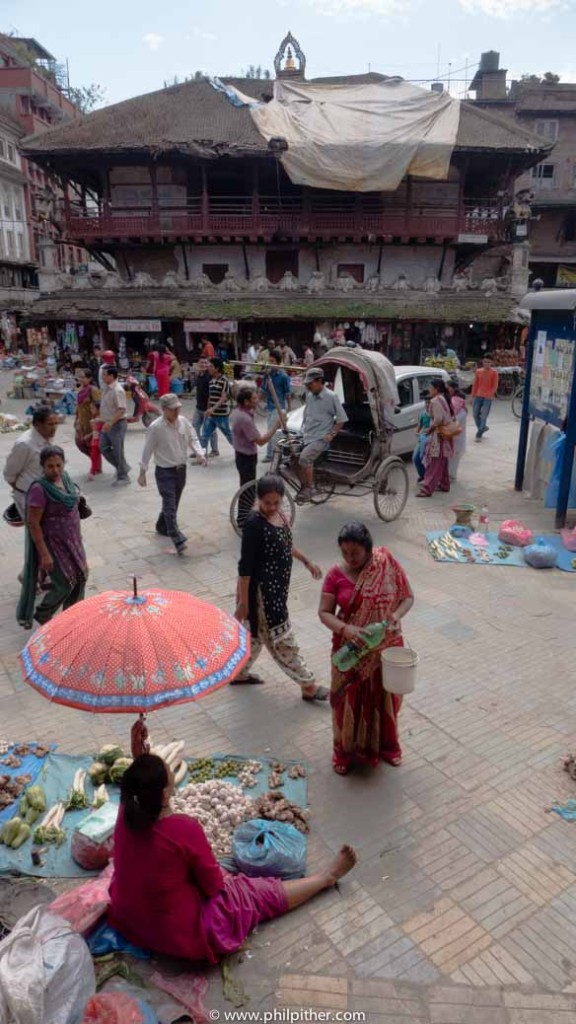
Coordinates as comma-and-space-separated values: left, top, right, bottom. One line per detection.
260, 349, 292, 461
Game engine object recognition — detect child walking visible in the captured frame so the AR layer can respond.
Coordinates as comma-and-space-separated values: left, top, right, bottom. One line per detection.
413, 397, 432, 483
88, 400, 103, 479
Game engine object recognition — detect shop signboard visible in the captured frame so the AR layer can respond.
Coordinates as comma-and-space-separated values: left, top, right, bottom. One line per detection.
183, 320, 238, 333
108, 319, 162, 333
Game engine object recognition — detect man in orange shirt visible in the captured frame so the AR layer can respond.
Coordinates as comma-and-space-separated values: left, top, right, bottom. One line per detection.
471, 355, 499, 442
201, 337, 216, 359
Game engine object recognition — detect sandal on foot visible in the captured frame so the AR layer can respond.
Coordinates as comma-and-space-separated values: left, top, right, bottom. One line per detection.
302, 685, 330, 702
382, 753, 402, 766
333, 762, 350, 775
230, 674, 265, 685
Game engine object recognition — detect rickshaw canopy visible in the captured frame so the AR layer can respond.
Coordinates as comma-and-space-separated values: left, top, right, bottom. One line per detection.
314, 347, 399, 432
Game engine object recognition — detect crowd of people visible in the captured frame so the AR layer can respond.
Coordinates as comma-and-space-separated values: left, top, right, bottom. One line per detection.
1, 335, 506, 967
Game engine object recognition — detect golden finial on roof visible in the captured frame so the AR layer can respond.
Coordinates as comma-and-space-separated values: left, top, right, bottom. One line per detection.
284, 46, 296, 71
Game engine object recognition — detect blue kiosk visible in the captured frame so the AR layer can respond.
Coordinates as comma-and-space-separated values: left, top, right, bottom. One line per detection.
515, 289, 576, 528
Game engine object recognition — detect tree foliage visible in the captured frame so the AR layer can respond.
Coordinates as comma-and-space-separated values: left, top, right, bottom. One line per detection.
519, 72, 560, 86
68, 83, 106, 113
243, 65, 271, 79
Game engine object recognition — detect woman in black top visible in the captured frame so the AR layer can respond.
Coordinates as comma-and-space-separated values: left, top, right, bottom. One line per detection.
234, 475, 329, 702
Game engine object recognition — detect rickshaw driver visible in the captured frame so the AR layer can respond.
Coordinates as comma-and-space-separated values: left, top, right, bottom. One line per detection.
296, 367, 348, 503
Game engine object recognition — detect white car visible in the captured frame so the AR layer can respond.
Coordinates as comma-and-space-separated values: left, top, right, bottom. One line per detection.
278, 365, 452, 457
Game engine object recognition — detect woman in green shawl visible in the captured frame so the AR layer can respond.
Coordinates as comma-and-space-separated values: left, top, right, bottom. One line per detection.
17, 445, 89, 629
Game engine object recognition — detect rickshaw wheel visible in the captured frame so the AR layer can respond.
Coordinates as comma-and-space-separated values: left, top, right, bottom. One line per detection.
309, 470, 336, 505
229, 479, 297, 537
373, 457, 409, 522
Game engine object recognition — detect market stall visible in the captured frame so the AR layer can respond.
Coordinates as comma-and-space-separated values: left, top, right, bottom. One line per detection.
515, 289, 576, 528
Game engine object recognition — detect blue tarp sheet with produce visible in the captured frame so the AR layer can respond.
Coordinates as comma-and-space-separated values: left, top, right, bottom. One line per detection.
0, 750, 309, 878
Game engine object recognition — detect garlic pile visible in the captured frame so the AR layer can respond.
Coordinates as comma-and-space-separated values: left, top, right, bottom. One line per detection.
172, 781, 256, 857
237, 761, 262, 788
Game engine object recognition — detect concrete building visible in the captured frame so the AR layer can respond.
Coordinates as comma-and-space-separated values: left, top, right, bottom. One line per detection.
470, 51, 576, 288
0, 107, 38, 343
21, 35, 551, 363
0, 34, 84, 272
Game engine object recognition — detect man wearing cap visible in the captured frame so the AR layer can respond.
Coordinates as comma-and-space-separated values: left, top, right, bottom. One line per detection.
138, 394, 207, 555
298, 368, 348, 502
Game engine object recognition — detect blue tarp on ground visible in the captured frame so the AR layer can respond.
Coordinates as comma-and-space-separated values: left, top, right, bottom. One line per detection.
426, 531, 576, 572
0, 752, 308, 879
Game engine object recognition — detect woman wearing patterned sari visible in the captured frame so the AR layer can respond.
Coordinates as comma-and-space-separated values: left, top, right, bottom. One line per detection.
17, 445, 88, 630
319, 522, 414, 775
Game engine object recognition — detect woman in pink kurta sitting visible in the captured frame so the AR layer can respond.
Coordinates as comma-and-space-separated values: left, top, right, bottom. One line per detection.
109, 754, 357, 963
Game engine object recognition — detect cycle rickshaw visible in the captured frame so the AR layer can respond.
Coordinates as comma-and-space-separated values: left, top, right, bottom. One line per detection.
230, 347, 410, 535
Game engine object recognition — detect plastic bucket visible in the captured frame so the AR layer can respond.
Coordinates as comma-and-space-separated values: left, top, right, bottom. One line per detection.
381, 646, 419, 695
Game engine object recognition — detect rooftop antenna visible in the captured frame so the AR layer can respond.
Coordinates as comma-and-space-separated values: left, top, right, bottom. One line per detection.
447, 61, 452, 95
436, 44, 441, 81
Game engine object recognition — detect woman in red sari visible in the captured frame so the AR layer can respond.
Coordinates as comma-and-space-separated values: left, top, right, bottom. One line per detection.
319, 522, 414, 775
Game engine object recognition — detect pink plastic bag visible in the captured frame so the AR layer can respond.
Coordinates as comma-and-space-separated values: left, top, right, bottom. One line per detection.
48, 864, 113, 935
498, 519, 534, 547
150, 971, 209, 1024
82, 992, 148, 1023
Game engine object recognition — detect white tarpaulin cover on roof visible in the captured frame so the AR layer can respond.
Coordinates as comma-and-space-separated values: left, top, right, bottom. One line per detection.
248, 79, 460, 192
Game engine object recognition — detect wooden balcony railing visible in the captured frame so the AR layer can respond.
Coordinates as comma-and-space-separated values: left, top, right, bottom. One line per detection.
64, 196, 503, 243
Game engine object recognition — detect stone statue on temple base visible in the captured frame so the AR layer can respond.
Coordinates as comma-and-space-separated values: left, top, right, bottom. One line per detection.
365, 274, 381, 293
278, 271, 299, 291
221, 271, 244, 292
334, 274, 356, 293
131, 271, 156, 288
452, 269, 472, 292
101, 271, 124, 290
307, 271, 326, 294
390, 273, 412, 291
251, 273, 270, 292
189, 272, 213, 291
162, 271, 180, 289
423, 275, 441, 295
480, 275, 499, 296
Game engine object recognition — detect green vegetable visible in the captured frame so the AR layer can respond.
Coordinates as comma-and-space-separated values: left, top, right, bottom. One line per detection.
33, 825, 66, 846
89, 762, 109, 785
24, 807, 40, 826
10, 823, 31, 849
97, 745, 125, 767
19, 796, 28, 815
66, 790, 89, 810
2, 818, 22, 847
109, 757, 132, 784
26, 785, 46, 812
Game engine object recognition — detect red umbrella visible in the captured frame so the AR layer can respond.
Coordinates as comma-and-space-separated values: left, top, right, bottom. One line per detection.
20, 579, 250, 754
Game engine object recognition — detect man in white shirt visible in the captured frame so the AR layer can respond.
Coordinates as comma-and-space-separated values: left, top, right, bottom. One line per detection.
99, 365, 131, 485
138, 393, 207, 554
3, 406, 60, 518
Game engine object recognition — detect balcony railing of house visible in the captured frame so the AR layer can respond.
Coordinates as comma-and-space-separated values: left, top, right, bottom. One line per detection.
64, 195, 504, 243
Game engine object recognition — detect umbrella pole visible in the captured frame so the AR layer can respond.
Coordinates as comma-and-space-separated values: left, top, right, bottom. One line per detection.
131, 711, 150, 758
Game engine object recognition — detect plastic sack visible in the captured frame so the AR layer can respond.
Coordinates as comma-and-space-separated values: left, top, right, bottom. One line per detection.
498, 519, 534, 547
71, 803, 118, 871
49, 864, 113, 935
561, 526, 576, 552
87, 921, 150, 959
544, 431, 576, 509
82, 992, 158, 1024
0, 906, 95, 1024
524, 538, 557, 569
232, 818, 306, 879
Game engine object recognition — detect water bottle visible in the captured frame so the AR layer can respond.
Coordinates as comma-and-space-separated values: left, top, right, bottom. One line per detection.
478, 506, 489, 534
332, 620, 389, 672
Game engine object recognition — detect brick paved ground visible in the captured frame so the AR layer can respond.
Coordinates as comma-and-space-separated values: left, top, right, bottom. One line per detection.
1, 379, 576, 1021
